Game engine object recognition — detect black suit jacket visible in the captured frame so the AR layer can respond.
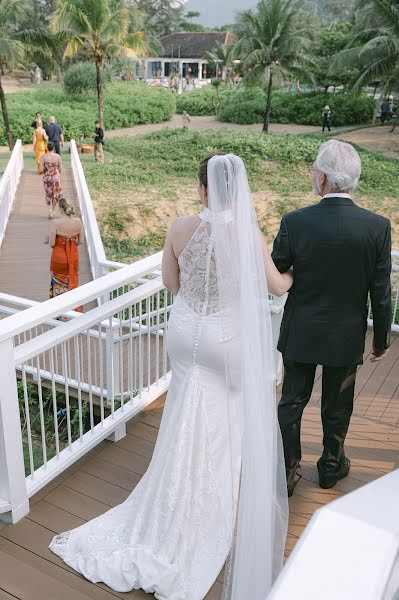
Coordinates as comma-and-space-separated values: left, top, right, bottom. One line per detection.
272, 197, 392, 367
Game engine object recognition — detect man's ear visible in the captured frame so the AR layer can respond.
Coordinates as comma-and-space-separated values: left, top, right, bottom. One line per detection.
320, 172, 327, 191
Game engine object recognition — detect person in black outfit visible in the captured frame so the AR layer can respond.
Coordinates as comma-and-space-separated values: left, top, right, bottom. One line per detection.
31, 112, 45, 129
45, 116, 64, 155
272, 140, 392, 496
93, 120, 104, 164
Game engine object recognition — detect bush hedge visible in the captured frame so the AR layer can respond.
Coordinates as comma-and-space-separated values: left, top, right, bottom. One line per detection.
176, 85, 234, 116
176, 85, 375, 126
219, 89, 376, 127
63, 62, 99, 97
0, 81, 175, 145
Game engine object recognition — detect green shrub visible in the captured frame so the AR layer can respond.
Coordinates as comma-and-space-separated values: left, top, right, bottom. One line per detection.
0, 81, 176, 144
219, 89, 376, 126
176, 84, 234, 116
63, 62, 98, 97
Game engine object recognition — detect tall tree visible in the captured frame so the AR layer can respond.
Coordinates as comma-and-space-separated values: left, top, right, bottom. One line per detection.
235, 0, 312, 133
333, 0, 399, 95
129, 0, 203, 37
0, 0, 27, 149
51, 0, 151, 130
313, 21, 358, 92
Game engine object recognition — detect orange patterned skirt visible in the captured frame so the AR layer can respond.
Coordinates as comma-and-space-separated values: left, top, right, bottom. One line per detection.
50, 235, 83, 312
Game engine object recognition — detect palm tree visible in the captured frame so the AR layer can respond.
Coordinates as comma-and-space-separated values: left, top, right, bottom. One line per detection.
0, 0, 27, 149
51, 0, 150, 130
234, 0, 312, 133
203, 42, 237, 81
332, 0, 399, 98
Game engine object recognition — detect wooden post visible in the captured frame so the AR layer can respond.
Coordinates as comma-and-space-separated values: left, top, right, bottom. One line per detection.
0, 338, 29, 523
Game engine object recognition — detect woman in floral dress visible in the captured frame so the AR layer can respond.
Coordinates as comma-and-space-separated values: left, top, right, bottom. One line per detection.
40, 141, 62, 219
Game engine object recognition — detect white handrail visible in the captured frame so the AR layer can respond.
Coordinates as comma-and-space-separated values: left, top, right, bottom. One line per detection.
0, 140, 23, 248
0, 251, 163, 343
70, 139, 107, 279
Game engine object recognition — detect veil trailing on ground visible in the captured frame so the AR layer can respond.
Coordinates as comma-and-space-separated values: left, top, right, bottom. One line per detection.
207, 155, 288, 599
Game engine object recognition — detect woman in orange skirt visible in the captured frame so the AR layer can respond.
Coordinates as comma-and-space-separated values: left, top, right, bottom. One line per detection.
49, 197, 84, 312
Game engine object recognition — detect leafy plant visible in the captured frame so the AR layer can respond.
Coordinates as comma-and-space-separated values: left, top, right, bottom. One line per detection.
63, 62, 99, 97
0, 81, 175, 145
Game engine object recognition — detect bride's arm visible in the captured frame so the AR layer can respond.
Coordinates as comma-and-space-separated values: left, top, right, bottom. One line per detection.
162, 223, 180, 295
260, 232, 293, 297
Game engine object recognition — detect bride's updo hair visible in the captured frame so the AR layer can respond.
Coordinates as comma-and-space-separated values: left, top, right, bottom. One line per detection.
59, 197, 75, 216
198, 151, 225, 188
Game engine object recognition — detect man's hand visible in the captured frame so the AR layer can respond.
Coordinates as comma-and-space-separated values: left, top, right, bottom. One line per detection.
370, 346, 390, 363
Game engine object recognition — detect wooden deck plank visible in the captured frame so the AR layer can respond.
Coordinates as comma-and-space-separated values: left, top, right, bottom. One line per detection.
0, 543, 116, 600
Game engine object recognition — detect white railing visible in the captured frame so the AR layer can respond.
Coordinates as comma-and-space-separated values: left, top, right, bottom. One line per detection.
368, 250, 399, 333
0, 253, 174, 524
0, 139, 23, 248
270, 469, 399, 599
70, 139, 128, 279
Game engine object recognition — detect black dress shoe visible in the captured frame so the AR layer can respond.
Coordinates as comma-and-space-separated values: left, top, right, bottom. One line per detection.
287, 466, 302, 497
318, 457, 350, 489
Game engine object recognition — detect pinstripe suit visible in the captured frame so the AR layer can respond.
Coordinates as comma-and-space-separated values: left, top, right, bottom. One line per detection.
272, 195, 392, 482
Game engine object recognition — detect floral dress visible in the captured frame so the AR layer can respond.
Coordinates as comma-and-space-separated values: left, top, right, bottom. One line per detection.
43, 161, 62, 206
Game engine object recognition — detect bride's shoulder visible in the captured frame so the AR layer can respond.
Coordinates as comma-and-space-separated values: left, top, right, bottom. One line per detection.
170, 214, 200, 234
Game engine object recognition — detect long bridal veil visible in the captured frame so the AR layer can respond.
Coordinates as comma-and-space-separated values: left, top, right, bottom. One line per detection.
207, 155, 288, 600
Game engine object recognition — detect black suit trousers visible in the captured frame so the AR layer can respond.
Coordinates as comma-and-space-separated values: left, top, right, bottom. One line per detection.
278, 359, 357, 480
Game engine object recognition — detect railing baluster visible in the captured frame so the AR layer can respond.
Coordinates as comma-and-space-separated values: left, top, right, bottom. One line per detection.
22, 364, 35, 478
36, 356, 48, 470
49, 348, 60, 458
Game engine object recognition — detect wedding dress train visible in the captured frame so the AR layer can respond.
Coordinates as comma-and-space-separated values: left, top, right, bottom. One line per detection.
50, 210, 240, 600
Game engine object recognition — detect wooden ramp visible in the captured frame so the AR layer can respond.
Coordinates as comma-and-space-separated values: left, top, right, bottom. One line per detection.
0, 164, 92, 302
0, 334, 398, 599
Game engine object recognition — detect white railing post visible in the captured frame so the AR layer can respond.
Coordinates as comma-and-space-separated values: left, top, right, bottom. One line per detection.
105, 320, 121, 406
0, 338, 29, 524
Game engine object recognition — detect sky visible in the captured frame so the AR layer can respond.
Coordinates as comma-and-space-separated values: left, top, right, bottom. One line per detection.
184, 0, 257, 27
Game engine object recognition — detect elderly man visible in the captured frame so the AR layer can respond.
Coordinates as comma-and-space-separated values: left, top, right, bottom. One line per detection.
272, 140, 392, 496
45, 116, 64, 155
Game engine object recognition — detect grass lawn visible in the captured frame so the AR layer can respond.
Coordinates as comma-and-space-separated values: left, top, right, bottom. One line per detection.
81, 129, 399, 264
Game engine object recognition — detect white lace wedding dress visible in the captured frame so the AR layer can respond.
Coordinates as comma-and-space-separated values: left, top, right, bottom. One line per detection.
49, 208, 240, 600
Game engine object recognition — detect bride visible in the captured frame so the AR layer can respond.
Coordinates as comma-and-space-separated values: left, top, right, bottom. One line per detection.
49, 153, 293, 600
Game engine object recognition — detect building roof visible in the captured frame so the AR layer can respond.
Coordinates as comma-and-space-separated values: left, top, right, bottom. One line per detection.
159, 32, 236, 59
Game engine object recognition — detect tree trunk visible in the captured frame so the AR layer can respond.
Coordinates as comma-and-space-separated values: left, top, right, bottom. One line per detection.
96, 61, 105, 131
0, 76, 14, 150
263, 70, 273, 133
57, 64, 62, 83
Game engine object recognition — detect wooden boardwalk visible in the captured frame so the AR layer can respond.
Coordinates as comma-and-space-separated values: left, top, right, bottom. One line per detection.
0, 333, 398, 599
0, 164, 92, 302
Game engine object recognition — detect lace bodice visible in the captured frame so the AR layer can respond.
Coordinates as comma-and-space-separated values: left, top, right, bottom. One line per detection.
178, 209, 220, 316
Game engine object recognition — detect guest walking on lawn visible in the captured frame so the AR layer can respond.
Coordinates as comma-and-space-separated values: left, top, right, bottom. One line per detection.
49, 198, 84, 311
33, 119, 48, 174
40, 142, 62, 219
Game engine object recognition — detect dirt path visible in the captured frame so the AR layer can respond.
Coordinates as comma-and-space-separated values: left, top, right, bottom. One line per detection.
2, 77, 22, 93
106, 115, 320, 138
337, 125, 399, 160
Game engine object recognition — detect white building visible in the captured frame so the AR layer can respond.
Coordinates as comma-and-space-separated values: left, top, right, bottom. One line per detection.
138, 31, 236, 80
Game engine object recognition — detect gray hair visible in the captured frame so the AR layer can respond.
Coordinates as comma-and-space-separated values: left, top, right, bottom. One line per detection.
49, 115, 56, 123
314, 140, 361, 192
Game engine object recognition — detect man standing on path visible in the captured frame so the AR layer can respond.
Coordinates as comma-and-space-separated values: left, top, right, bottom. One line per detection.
272, 140, 392, 497
322, 105, 331, 132
93, 120, 104, 164
45, 116, 64, 155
